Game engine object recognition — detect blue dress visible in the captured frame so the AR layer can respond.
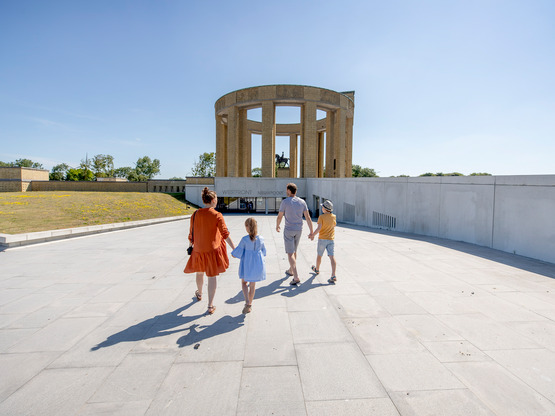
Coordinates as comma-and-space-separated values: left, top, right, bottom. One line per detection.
231, 235, 266, 282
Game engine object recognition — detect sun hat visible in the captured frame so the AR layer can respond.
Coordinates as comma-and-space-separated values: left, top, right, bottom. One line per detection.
321, 200, 333, 212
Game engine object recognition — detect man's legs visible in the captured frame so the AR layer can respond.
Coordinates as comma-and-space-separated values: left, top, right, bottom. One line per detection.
287, 252, 299, 282
284, 229, 302, 282
287, 252, 297, 274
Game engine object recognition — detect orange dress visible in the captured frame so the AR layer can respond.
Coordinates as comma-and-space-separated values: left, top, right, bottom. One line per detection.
184, 207, 230, 277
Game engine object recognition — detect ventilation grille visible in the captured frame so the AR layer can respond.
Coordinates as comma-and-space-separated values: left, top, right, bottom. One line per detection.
343, 203, 355, 223
372, 211, 397, 229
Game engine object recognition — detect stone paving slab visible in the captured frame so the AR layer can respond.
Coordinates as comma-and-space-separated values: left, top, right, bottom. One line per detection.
0, 214, 555, 415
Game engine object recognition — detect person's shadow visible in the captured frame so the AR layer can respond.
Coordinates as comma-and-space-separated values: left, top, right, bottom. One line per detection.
91, 299, 203, 351
91, 274, 329, 352
225, 272, 329, 304
279, 272, 328, 298
176, 314, 245, 348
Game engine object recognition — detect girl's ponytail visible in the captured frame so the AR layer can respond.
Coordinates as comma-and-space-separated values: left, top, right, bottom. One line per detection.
245, 217, 257, 241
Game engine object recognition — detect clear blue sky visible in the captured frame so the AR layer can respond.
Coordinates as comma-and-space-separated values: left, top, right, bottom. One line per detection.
1, 0, 554, 178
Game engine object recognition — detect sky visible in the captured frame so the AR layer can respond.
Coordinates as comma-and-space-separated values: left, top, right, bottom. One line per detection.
1, 0, 554, 178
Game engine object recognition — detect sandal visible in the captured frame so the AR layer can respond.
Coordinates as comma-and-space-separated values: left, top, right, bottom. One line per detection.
195, 290, 202, 301
207, 306, 216, 315
311, 265, 319, 274
285, 270, 293, 276
289, 278, 301, 286
242, 304, 252, 314
328, 276, 337, 284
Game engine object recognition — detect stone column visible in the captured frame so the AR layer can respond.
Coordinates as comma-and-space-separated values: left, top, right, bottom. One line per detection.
237, 108, 248, 177
226, 107, 239, 177
345, 116, 354, 177
301, 101, 317, 177
215, 115, 226, 177
246, 131, 252, 177
333, 108, 346, 178
325, 110, 335, 177
289, 134, 297, 178
318, 131, 325, 178
261, 102, 275, 177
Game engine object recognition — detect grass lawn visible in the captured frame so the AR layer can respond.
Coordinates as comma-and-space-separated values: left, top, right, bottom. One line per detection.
0, 192, 196, 234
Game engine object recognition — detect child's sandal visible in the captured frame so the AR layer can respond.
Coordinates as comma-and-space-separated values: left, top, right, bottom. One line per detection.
311, 265, 319, 274
207, 305, 216, 315
328, 276, 337, 284
242, 304, 252, 314
195, 290, 202, 301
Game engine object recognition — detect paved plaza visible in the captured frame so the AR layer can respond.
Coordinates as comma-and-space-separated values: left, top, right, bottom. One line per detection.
1, 214, 555, 415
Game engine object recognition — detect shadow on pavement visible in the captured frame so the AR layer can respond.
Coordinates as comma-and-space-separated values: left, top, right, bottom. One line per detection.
91, 299, 202, 351
176, 314, 245, 348
339, 223, 555, 279
225, 273, 329, 304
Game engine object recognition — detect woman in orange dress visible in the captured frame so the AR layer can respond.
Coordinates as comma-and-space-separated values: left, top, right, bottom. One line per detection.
184, 187, 235, 315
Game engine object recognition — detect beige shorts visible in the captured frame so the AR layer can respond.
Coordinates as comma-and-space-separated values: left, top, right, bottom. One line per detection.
283, 229, 302, 254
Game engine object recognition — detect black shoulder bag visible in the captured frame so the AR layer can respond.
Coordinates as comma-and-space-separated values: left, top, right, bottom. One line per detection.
187, 212, 196, 255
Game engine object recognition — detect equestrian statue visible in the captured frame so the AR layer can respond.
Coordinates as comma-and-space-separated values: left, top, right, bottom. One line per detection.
275, 152, 289, 168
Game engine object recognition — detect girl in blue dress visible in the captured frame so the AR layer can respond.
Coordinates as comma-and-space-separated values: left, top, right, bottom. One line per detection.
231, 217, 266, 314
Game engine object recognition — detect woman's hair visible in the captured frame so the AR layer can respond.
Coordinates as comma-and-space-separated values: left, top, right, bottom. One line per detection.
201, 187, 217, 204
245, 217, 258, 241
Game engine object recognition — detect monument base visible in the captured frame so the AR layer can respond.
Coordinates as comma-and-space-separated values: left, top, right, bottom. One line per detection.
276, 168, 290, 178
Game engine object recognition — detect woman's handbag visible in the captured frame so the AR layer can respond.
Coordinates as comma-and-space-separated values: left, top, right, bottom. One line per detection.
187, 212, 196, 255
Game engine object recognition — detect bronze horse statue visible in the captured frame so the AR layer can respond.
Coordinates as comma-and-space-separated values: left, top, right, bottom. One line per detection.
275, 152, 289, 168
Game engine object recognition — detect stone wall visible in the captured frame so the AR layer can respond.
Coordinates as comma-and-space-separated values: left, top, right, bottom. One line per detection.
30, 181, 148, 192
306, 175, 555, 264
0, 181, 25, 192
0, 167, 49, 181
148, 180, 187, 193
185, 177, 215, 185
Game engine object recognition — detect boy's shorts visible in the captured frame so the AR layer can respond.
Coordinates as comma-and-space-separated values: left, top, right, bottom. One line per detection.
284, 229, 302, 254
317, 239, 335, 256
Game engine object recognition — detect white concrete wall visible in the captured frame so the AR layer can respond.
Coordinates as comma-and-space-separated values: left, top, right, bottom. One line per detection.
492, 176, 555, 263
185, 184, 215, 207
306, 175, 555, 264
195, 175, 554, 264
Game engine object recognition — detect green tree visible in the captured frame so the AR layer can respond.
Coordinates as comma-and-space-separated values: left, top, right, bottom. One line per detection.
251, 167, 262, 177
91, 154, 115, 178
470, 172, 492, 176
420, 172, 465, 177
12, 158, 44, 169
169, 176, 184, 180
352, 164, 378, 177
66, 168, 94, 181
0, 159, 43, 168
190, 152, 215, 177
78, 157, 93, 180
134, 156, 161, 181
114, 167, 132, 179
49, 163, 70, 181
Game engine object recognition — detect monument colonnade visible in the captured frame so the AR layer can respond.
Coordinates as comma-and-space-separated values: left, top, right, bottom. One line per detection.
215, 85, 354, 178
